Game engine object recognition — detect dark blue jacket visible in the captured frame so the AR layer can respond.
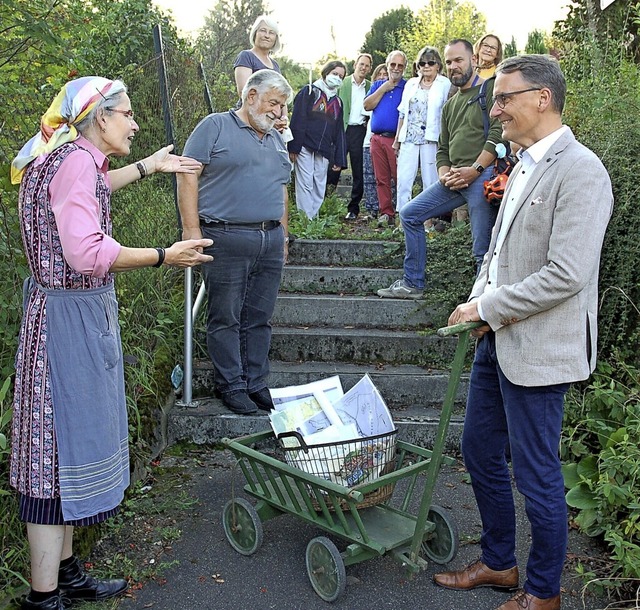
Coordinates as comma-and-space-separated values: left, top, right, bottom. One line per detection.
288, 85, 347, 168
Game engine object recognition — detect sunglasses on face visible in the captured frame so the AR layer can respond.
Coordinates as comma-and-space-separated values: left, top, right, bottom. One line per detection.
388, 62, 405, 69
418, 60, 438, 68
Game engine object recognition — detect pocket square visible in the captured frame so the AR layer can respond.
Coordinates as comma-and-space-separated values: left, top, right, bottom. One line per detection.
530, 196, 544, 206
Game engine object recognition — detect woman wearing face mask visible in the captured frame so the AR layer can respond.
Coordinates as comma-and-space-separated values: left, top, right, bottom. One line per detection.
394, 46, 451, 212
288, 60, 347, 219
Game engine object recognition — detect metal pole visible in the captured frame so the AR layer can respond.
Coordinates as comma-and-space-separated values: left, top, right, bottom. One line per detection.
154, 24, 197, 406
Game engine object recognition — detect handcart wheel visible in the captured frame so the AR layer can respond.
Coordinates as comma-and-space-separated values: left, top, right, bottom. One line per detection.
305, 536, 346, 602
222, 498, 263, 556
421, 504, 459, 565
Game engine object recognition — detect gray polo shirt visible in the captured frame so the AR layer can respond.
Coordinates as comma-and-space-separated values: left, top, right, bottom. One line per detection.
183, 110, 291, 223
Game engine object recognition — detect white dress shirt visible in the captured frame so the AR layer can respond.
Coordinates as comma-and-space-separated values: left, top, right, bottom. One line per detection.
477, 125, 569, 319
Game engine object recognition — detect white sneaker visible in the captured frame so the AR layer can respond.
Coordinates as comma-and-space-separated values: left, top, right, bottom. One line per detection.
376, 279, 424, 299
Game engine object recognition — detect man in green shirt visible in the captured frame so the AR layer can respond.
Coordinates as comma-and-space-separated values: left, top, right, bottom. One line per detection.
377, 39, 504, 299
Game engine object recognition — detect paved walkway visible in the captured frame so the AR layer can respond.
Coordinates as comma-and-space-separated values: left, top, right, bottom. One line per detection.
115, 447, 607, 610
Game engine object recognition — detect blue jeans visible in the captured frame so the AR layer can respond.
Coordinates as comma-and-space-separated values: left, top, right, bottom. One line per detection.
399, 167, 497, 289
462, 332, 569, 599
201, 224, 285, 394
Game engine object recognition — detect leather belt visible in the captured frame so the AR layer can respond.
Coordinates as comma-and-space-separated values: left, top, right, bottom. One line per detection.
202, 220, 281, 230
375, 131, 396, 138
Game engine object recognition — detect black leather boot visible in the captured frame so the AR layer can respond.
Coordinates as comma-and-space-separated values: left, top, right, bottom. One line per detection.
58, 556, 128, 601
21, 590, 70, 609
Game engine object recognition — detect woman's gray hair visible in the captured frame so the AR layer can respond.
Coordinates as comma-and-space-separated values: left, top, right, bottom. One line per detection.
241, 69, 292, 104
496, 54, 566, 114
74, 80, 128, 134
249, 15, 281, 54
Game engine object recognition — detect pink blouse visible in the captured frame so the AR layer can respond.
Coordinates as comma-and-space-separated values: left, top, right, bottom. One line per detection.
48, 136, 121, 277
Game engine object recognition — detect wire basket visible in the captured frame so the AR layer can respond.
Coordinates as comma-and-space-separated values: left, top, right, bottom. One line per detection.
277, 429, 398, 509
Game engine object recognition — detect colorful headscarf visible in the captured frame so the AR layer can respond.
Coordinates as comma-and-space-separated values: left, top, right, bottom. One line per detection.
11, 76, 126, 184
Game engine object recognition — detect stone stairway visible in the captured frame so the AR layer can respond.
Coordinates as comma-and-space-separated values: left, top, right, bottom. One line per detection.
168, 238, 468, 450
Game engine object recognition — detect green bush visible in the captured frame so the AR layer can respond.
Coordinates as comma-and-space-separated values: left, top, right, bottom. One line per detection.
561, 358, 640, 602
562, 59, 640, 368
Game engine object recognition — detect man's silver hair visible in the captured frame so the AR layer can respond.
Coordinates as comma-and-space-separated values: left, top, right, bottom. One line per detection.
241, 69, 293, 104
385, 50, 407, 65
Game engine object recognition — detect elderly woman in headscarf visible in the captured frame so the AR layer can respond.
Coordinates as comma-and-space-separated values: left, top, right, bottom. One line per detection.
9, 76, 213, 610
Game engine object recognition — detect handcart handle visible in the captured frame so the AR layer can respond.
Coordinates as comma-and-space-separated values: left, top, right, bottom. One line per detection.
437, 321, 485, 337
276, 430, 309, 450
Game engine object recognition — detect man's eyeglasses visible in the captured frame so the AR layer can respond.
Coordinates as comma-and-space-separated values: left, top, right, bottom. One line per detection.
492, 88, 541, 109
388, 62, 405, 69
107, 108, 135, 120
418, 60, 438, 68
481, 43, 499, 52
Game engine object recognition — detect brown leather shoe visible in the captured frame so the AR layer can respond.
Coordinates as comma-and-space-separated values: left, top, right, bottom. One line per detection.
495, 589, 561, 610
433, 558, 519, 591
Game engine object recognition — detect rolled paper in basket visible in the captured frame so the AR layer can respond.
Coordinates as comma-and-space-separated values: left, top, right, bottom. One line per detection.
313, 390, 345, 428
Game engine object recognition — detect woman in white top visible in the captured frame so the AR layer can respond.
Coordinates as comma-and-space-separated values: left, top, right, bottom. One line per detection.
393, 46, 451, 212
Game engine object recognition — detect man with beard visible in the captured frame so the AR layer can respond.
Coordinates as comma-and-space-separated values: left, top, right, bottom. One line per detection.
178, 69, 293, 415
377, 39, 504, 299
364, 50, 407, 226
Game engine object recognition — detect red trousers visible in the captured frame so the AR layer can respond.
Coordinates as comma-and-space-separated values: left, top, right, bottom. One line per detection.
370, 133, 397, 218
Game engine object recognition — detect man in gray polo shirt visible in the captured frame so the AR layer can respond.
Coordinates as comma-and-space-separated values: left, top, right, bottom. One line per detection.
178, 69, 293, 415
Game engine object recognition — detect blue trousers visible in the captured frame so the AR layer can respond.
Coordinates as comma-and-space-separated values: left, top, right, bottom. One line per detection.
201, 224, 285, 394
399, 167, 497, 289
463, 332, 569, 599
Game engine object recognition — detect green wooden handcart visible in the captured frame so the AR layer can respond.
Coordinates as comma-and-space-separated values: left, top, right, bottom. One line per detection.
221, 322, 479, 602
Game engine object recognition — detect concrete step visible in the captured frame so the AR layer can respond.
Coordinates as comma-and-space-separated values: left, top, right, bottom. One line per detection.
280, 265, 401, 295
191, 360, 468, 410
287, 239, 403, 268
269, 326, 457, 367
272, 294, 436, 329
335, 184, 351, 198
168, 399, 464, 453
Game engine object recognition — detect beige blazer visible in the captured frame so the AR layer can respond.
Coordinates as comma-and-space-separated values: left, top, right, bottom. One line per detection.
471, 128, 614, 387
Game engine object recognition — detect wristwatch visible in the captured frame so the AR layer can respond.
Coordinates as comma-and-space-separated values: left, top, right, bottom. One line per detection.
472, 162, 485, 173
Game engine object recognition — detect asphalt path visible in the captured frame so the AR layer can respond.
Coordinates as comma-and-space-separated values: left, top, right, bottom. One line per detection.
117, 450, 607, 610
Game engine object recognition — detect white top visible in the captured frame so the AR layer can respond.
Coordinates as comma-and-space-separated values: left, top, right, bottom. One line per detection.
477, 125, 570, 319
348, 78, 368, 126
396, 73, 451, 143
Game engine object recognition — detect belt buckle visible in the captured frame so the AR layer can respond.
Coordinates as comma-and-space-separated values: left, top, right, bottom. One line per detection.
260, 221, 268, 230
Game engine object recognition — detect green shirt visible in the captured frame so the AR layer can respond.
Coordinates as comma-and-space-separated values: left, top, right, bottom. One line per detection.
436, 78, 504, 169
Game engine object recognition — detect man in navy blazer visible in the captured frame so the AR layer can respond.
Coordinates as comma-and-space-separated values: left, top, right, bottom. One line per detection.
435, 55, 613, 610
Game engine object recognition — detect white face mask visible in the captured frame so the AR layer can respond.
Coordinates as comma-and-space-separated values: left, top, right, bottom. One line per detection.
325, 74, 343, 89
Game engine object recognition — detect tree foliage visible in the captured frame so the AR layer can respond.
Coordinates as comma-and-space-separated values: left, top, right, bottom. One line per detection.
196, 0, 267, 80
360, 7, 415, 68
524, 29, 548, 54
0, 0, 180, 93
399, 0, 487, 68
503, 35, 518, 58
554, 0, 640, 77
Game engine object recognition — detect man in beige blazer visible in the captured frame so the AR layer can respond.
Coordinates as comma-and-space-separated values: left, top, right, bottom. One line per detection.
434, 55, 613, 610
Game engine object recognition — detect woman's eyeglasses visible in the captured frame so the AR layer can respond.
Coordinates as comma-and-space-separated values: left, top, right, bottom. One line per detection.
107, 108, 135, 120
481, 43, 499, 52
418, 60, 438, 68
